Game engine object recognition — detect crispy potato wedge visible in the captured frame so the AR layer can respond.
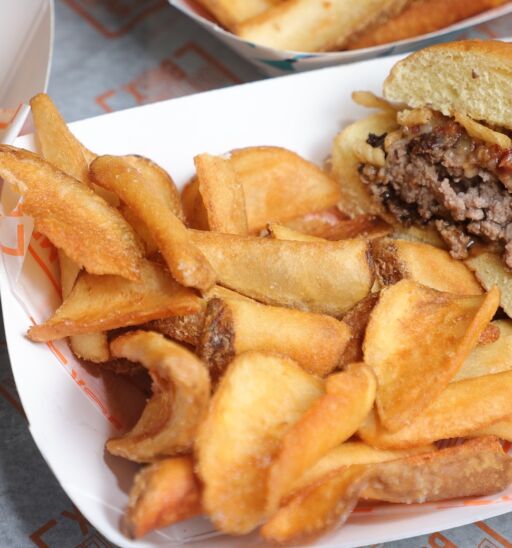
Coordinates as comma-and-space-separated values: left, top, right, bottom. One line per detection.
69, 332, 110, 363
391, 225, 447, 248
194, 0, 280, 29
196, 352, 324, 534
268, 223, 325, 242
363, 437, 512, 503
30, 93, 119, 206
190, 231, 372, 315
124, 456, 202, 539
181, 177, 209, 231
266, 364, 376, 514
359, 370, 512, 449
28, 261, 201, 341
30, 93, 92, 186
0, 145, 143, 280
466, 252, 512, 318
230, 147, 341, 232
371, 239, 483, 295
474, 417, 512, 441
195, 153, 248, 235
236, 0, 410, 52
332, 112, 398, 217
455, 321, 512, 381
106, 331, 210, 462
120, 203, 159, 257
58, 249, 81, 300
199, 297, 351, 377
91, 155, 215, 292
364, 281, 499, 431
296, 442, 435, 492
261, 466, 369, 545
339, 293, 380, 367
283, 206, 347, 236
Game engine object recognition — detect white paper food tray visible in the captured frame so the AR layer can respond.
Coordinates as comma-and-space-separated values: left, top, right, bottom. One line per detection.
4, 52, 512, 547
169, 0, 512, 76
0, 0, 53, 143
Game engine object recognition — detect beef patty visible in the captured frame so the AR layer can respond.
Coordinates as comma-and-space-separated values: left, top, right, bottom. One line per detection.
359, 117, 512, 267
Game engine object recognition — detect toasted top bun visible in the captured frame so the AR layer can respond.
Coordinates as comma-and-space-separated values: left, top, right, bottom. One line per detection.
383, 40, 512, 129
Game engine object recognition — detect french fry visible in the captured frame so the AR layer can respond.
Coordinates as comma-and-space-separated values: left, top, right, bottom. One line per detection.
339, 293, 380, 367
119, 203, 159, 257
392, 225, 447, 248
364, 281, 499, 431
261, 466, 369, 544
473, 417, 512, 441
196, 352, 324, 534
236, 0, 411, 52
454, 111, 512, 149
352, 91, 397, 112
30, 93, 119, 206
107, 331, 210, 462
466, 252, 512, 318
268, 223, 325, 242
0, 145, 143, 280
358, 370, 512, 449
194, 0, 281, 29
266, 364, 376, 514
181, 177, 209, 230
284, 206, 347, 236
124, 456, 202, 539
455, 321, 512, 381
295, 442, 435, 491
28, 261, 201, 341
370, 238, 483, 295
91, 155, 215, 292
332, 112, 398, 217
230, 147, 341, 232
363, 437, 512, 503
194, 153, 248, 235
199, 297, 351, 377
190, 231, 373, 315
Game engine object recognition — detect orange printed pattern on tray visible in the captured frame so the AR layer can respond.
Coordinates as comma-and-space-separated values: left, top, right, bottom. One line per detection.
1, 224, 25, 257
96, 42, 241, 112
475, 521, 512, 547
63, 0, 165, 38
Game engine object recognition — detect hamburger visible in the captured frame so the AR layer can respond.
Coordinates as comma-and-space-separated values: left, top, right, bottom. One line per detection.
333, 40, 512, 270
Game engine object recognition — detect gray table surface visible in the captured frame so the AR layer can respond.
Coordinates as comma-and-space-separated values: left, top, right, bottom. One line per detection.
2, 1, 512, 546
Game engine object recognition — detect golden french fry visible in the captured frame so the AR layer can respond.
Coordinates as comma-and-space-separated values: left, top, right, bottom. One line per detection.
266, 364, 376, 514
339, 293, 380, 367
268, 223, 325, 242
28, 261, 201, 341
466, 252, 512, 318
91, 155, 215, 292
190, 231, 372, 315
478, 322, 501, 346
107, 331, 210, 462
230, 147, 341, 232
144, 285, 253, 347
332, 112, 398, 217
58, 249, 81, 300
196, 352, 324, 534
261, 466, 369, 544
69, 332, 110, 363
364, 281, 499, 431
352, 141, 386, 167
0, 145, 143, 280
352, 91, 397, 112
396, 107, 434, 126
124, 456, 202, 539
119, 203, 159, 257
455, 321, 512, 381
363, 437, 512, 503
371, 238, 483, 295
181, 177, 209, 230
296, 442, 435, 492
236, 0, 410, 52
391, 225, 447, 249
195, 153, 248, 235
454, 111, 512, 149
30, 93, 93, 185
359, 370, 512, 449
194, 0, 281, 29
473, 417, 512, 441
283, 206, 346, 235
30, 93, 119, 206
199, 297, 351, 378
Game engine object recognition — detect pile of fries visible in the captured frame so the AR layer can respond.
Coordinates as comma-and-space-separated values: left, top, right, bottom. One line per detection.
2, 93, 512, 544
192, 0, 510, 53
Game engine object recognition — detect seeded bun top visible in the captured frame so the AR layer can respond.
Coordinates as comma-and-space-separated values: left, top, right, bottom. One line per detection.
383, 40, 512, 129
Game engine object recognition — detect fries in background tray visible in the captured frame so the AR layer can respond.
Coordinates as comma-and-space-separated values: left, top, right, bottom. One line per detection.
5, 93, 512, 544
193, 0, 510, 52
